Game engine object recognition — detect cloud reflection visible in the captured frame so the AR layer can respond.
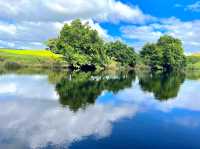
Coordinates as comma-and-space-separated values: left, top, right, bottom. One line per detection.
0, 99, 137, 149
0, 74, 58, 100
1, 73, 200, 148
0, 74, 138, 149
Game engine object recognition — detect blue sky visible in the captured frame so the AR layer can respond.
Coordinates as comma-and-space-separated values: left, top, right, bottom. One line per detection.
0, 0, 200, 53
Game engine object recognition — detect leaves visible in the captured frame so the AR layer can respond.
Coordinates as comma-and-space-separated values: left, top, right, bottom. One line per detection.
46, 19, 137, 70
140, 35, 186, 71
47, 19, 107, 69
106, 40, 137, 67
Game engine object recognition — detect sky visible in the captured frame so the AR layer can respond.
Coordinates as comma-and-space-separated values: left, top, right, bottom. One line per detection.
0, 0, 200, 54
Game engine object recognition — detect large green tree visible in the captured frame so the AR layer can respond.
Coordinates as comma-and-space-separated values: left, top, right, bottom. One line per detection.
47, 19, 108, 69
157, 35, 186, 71
106, 40, 137, 67
140, 35, 186, 71
140, 43, 162, 70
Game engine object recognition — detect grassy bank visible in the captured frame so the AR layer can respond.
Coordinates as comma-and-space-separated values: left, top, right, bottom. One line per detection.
0, 49, 67, 68
1, 48, 200, 71
187, 53, 200, 70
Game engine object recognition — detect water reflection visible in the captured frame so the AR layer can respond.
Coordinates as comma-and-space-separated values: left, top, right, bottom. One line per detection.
1, 69, 200, 149
0, 70, 137, 149
56, 71, 135, 111
139, 72, 185, 100
0, 74, 58, 101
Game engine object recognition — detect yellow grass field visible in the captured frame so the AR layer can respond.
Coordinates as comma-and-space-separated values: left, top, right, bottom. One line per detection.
0, 49, 61, 59
0, 49, 65, 68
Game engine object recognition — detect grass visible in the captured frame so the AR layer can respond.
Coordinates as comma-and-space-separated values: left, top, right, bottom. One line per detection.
0, 49, 61, 59
187, 54, 200, 70
0, 49, 66, 68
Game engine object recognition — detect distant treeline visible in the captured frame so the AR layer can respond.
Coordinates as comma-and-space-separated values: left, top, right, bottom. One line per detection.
46, 19, 186, 72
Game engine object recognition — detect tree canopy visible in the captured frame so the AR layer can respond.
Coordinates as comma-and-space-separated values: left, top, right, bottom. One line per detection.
46, 19, 137, 70
140, 35, 186, 71
106, 41, 137, 67
46, 19, 187, 72
47, 19, 107, 69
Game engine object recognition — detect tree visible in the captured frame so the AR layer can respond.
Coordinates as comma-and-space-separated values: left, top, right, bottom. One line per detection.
157, 35, 186, 71
140, 43, 162, 70
106, 40, 137, 67
140, 35, 186, 71
46, 19, 139, 70
47, 19, 108, 69
45, 38, 59, 53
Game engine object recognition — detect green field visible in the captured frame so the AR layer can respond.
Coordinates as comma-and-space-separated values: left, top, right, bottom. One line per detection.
0, 49, 65, 68
187, 53, 200, 70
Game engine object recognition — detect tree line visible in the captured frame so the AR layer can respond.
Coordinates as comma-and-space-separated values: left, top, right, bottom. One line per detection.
46, 19, 186, 72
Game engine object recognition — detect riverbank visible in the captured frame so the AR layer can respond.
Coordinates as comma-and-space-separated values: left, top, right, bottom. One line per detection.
1, 49, 200, 71
186, 53, 200, 70
0, 49, 67, 69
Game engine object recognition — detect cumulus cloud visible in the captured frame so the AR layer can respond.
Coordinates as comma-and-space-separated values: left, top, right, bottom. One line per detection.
0, 0, 152, 49
121, 18, 200, 53
0, 19, 112, 49
0, 0, 152, 23
0, 21, 63, 49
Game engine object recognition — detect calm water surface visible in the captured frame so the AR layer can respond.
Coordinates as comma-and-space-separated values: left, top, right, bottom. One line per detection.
0, 70, 200, 149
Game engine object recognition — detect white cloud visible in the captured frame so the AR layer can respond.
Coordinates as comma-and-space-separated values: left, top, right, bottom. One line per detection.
0, 0, 152, 49
185, 1, 200, 12
0, 40, 45, 49
0, 19, 112, 49
0, 0, 152, 24
0, 21, 63, 49
121, 18, 200, 53
0, 21, 62, 43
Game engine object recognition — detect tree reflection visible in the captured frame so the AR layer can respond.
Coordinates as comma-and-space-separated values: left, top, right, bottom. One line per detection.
56, 71, 135, 111
139, 72, 185, 101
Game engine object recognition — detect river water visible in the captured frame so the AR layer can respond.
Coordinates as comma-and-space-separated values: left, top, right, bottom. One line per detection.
0, 70, 200, 149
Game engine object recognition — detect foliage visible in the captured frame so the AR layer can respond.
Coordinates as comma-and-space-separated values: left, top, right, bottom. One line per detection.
140, 43, 162, 70
106, 40, 137, 67
157, 35, 186, 71
46, 19, 137, 70
140, 35, 186, 71
56, 71, 135, 111
139, 72, 185, 100
45, 39, 59, 54
47, 19, 108, 69
45, 20, 188, 71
